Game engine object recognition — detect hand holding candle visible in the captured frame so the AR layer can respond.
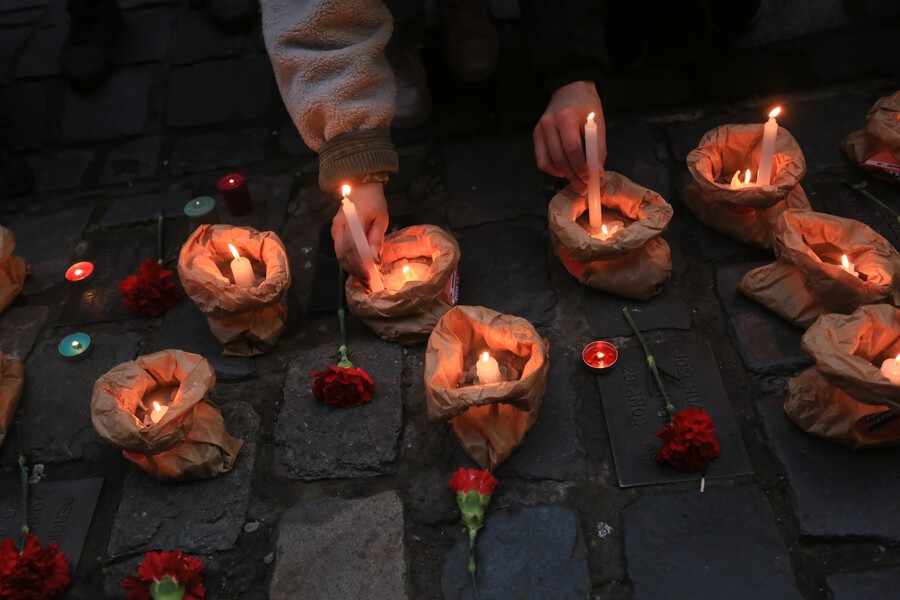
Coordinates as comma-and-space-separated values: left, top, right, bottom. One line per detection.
339, 185, 385, 293
228, 243, 255, 288
757, 106, 781, 186
475, 351, 502, 384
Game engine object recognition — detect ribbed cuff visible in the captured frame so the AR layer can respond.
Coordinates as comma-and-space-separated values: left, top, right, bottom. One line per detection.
318, 129, 399, 192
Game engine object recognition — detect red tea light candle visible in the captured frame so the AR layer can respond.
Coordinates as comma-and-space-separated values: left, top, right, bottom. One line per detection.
65, 261, 95, 284
216, 173, 253, 216
582, 341, 618, 371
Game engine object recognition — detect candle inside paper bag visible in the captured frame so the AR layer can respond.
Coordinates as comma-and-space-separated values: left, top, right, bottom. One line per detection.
150, 401, 168, 424
228, 243, 255, 288
383, 261, 430, 293
340, 185, 385, 293
476, 351, 502, 384
880, 354, 900, 384
729, 169, 753, 189
840, 254, 858, 277
756, 106, 781, 186
584, 112, 603, 231
593, 221, 624, 241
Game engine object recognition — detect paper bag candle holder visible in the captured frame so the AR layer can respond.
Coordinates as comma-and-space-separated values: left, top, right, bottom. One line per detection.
91, 349, 243, 481
842, 90, 900, 183
0, 352, 24, 450
179, 224, 291, 356
784, 305, 900, 448
548, 171, 674, 300
346, 225, 461, 344
424, 305, 550, 470
0, 224, 28, 316
683, 123, 811, 248
738, 209, 900, 329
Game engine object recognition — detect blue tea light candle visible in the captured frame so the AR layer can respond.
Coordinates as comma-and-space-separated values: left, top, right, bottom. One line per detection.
184, 196, 220, 230
59, 333, 92, 361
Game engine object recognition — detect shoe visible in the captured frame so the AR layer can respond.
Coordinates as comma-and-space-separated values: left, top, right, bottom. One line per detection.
389, 50, 432, 129
440, 0, 498, 83
204, 0, 258, 34
59, 0, 122, 93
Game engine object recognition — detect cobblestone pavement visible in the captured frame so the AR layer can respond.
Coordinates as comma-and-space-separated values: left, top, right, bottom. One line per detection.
2, 0, 900, 598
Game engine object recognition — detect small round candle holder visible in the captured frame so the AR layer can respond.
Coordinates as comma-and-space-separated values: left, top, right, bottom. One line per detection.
58, 332, 92, 361
582, 341, 618, 372
184, 196, 220, 230
216, 173, 253, 216
65, 261, 95, 285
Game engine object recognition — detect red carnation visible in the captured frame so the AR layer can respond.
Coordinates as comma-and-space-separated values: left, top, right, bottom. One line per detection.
119, 259, 183, 318
448, 468, 497, 599
122, 550, 205, 600
654, 407, 721, 472
449, 468, 498, 496
311, 365, 375, 408
0, 533, 70, 600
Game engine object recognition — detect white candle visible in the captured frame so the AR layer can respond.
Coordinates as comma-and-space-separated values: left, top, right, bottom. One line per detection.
840, 254, 858, 277
383, 261, 429, 293
729, 169, 753, 189
340, 185, 384, 293
475, 351, 502, 385
592, 221, 624, 241
756, 106, 781, 186
150, 401, 168, 424
228, 243, 255, 288
584, 112, 602, 230
880, 354, 900, 384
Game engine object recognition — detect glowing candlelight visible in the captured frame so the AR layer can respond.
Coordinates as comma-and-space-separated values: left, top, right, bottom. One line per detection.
584, 112, 602, 230
228, 243, 255, 288
475, 351, 502, 385
881, 354, 900, 384
65, 261, 95, 284
58, 332, 91, 361
840, 254, 858, 277
150, 401, 169, 424
216, 173, 253, 216
729, 169, 753, 189
402, 265, 415, 281
593, 221, 624, 241
340, 185, 384, 293
582, 341, 618, 371
757, 106, 781, 186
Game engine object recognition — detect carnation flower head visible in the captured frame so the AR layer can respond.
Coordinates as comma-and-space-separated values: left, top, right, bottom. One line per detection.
311, 365, 375, 408
119, 259, 183, 318
654, 407, 721, 472
448, 468, 498, 496
0, 533, 70, 600
122, 550, 205, 600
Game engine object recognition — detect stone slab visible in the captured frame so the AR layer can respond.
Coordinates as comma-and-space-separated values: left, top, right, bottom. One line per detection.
0, 82, 48, 150
1, 7, 43, 25
457, 224, 556, 327
0, 305, 49, 360
778, 95, 877, 169
602, 67, 693, 113
0, 478, 102, 569
442, 505, 590, 600
577, 237, 691, 338
859, 0, 900, 17
14, 27, 65, 78
216, 173, 293, 235
759, 398, 900, 542
107, 401, 259, 558
810, 171, 900, 250
0, 333, 139, 465
605, 119, 670, 197
154, 298, 256, 383
9, 206, 93, 294
115, 9, 174, 65
827, 569, 900, 600
61, 70, 150, 143
169, 127, 268, 176
797, 28, 900, 83
698, 50, 792, 103
596, 336, 753, 487
1, 0, 47, 10
99, 137, 161, 185
270, 491, 407, 600
715, 262, 810, 374
99, 189, 188, 228
0, 29, 29, 81
274, 337, 403, 480
307, 222, 341, 314
27, 150, 95, 192
169, 10, 245, 65
444, 132, 546, 229
624, 488, 802, 599
737, 0, 848, 48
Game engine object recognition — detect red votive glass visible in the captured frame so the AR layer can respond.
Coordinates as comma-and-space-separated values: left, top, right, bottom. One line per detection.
65, 261, 95, 284
582, 341, 618, 371
216, 173, 253, 216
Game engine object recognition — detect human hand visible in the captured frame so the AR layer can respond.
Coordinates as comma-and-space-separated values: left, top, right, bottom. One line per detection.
331, 182, 388, 285
533, 80, 605, 193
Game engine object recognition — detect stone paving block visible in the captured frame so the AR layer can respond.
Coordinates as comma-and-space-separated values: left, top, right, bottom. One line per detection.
274, 337, 402, 480
0, 305, 49, 360
779, 94, 877, 169
169, 127, 268, 176
154, 299, 256, 383
0, 333, 139, 465
169, 10, 245, 65
759, 398, 900, 542
444, 133, 546, 229
2, 0, 47, 10
166, 58, 274, 128
61, 69, 151, 143
859, 0, 900, 17
9, 205, 93, 293
2, 7, 45, 25
0, 29, 29, 81
499, 341, 587, 480
0, 82, 48, 150
457, 224, 556, 327
100, 188, 188, 228
27, 150, 95, 192
100, 137, 161, 184
44, 0, 65, 25
116, 9, 174, 65
577, 237, 691, 338
217, 173, 293, 234
269, 491, 407, 600
14, 27, 65, 78
716, 262, 810, 374
605, 119, 670, 198
107, 401, 259, 558
809, 171, 900, 250
827, 569, 900, 600
278, 119, 312, 156
737, 0, 848, 48
442, 505, 590, 600
624, 488, 802, 600
797, 27, 900, 83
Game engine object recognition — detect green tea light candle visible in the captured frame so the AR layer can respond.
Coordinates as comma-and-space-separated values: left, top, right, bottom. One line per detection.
184, 196, 220, 230
59, 333, 92, 361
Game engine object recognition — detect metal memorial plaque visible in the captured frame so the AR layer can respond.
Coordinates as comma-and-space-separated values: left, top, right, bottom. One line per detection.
0, 478, 103, 568
596, 336, 753, 487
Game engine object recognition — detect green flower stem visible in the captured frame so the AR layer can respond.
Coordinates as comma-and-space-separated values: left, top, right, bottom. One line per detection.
844, 181, 900, 224
622, 307, 675, 419
336, 264, 353, 368
468, 529, 481, 600
157, 212, 164, 265
150, 576, 186, 600
15, 422, 28, 552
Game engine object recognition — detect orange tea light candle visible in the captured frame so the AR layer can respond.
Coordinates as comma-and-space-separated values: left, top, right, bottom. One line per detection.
149, 401, 169, 424
582, 341, 618, 371
65, 261, 94, 284
880, 354, 900, 385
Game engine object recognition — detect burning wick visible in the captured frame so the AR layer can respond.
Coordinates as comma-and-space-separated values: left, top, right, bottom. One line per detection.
71, 340, 81, 349
74, 269, 83, 277
150, 401, 168, 425
228, 178, 235, 185
840, 254, 858, 277
596, 352, 604, 361
475, 351, 502, 384
402, 265, 415, 281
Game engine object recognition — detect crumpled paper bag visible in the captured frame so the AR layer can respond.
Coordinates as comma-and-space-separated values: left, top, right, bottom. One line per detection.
0, 225, 28, 315
346, 225, 460, 344
179, 225, 290, 356
424, 305, 549, 470
784, 305, 900, 447
738, 209, 900, 328
548, 171, 674, 300
0, 352, 24, 450
683, 123, 811, 248
842, 91, 900, 183
91, 349, 243, 481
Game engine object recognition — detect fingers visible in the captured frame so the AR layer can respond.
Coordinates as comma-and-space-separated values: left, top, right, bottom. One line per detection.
331, 210, 368, 285
366, 209, 388, 266
533, 126, 566, 179
537, 114, 581, 185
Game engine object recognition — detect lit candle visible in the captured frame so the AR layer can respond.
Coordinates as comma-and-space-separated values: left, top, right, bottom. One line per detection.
383, 260, 430, 293
216, 173, 253, 216
340, 185, 384, 293
150, 401, 168, 424
840, 254, 858, 277
65, 261, 95, 284
880, 354, 900, 384
228, 243, 256, 288
592, 221, 624, 241
584, 112, 603, 231
756, 106, 781, 186
183, 196, 220, 230
475, 351, 502, 385
58, 332, 92, 361
729, 169, 753, 189
582, 341, 618, 371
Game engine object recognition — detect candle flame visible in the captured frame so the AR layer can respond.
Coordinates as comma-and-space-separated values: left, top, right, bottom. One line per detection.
402, 265, 410, 275
228, 178, 235, 185
74, 268, 83, 277
341, 184, 351, 199
153, 401, 161, 412
228, 243, 241, 260
894, 353, 900, 365
481, 351, 490, 363
71, 340, 80, 348
587, 112, 595, 122
769, 106, 782, 118
596, 352, 604, 360
601, 224, 608, 235
744, 169, 751, 184
195, 200, 201, 206
841, 254, 850, 269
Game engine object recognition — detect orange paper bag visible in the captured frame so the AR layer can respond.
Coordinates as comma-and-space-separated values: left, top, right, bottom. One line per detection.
0, 225, 28, 315
842, 91, 900, 183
